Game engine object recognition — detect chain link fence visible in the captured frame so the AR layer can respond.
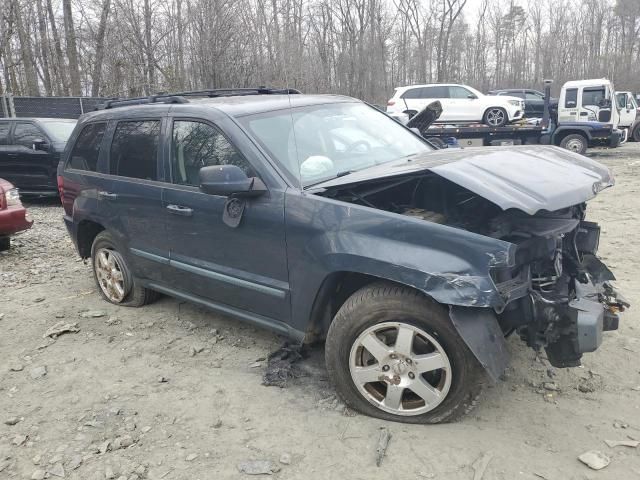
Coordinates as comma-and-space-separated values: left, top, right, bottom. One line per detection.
0, 94, 111, 119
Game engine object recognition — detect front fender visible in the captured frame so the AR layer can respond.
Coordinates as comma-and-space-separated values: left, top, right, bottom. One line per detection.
285, 191, 515, 333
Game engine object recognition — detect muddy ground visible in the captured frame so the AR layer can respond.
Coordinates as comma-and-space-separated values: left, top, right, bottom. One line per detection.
1, 143, 640, 480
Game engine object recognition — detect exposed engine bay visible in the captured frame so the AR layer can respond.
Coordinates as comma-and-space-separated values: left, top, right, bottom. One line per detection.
317, 172, 629, 368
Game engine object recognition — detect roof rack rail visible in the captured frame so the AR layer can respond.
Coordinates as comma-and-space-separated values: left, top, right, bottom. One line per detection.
172, 86, 302, 97
98, 95, 188, 110
96, 86, 301, 110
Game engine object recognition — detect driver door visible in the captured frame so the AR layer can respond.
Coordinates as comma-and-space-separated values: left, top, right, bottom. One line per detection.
161, 117, 291, 323
7, 121, 55, 192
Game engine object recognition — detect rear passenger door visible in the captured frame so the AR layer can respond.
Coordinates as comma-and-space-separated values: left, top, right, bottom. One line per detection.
161, 116, 290, 323
101, 118, 170, 283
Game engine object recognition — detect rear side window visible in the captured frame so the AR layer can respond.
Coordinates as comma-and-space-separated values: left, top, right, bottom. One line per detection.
525, 92, 541, 100
0, 123, 9, 145
564, 88, 578, 108
171, 120, 254, 186
14, 122, 44, 148
109, 120, 160, 181
68, 122, 106, 172
422, 86, 448, 98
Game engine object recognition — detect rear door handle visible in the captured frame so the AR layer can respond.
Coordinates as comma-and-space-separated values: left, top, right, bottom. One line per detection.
98, 191, 118, 200
579, 112, 588, 116
166, 204, 193, 216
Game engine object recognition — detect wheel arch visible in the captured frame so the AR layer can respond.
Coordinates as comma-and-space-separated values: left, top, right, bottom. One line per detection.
551, 127, 591, 145
76, 219, 105, 258
303, 271, 432, 344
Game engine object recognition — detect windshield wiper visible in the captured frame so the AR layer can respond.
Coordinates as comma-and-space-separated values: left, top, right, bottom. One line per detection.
336, 170, 355, 177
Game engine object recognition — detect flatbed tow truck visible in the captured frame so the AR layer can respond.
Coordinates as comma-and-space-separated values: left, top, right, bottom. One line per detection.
394, 80, 623, 154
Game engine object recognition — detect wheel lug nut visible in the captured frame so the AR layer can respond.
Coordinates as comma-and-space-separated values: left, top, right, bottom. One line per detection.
408, 372, 415, 379
382, 365, 390, 372
389, 354, 397, 359
406, 358, 412, 364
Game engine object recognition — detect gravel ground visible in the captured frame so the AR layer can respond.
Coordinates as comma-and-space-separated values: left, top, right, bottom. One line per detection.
1, 144, 640, 480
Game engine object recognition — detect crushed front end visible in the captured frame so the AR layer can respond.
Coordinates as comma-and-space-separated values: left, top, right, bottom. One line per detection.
492, 206, 629, 367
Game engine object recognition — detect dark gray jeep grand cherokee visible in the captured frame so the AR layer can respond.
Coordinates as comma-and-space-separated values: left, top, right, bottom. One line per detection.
58, 88, 627, 423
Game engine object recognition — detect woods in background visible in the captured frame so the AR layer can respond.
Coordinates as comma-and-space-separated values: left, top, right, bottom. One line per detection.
0, 0, 639, 104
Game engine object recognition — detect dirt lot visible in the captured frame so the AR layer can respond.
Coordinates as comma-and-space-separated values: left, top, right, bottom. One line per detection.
1, 144, 640, 480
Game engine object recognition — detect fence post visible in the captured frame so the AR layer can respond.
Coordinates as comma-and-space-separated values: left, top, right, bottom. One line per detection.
79, 97, 85, 114
0, 95, 6, 117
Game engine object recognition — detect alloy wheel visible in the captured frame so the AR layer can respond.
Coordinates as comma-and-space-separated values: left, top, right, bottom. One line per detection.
349, 322, 452, 416
565, 138, 585, 152
486, 108, 505, 126
94, 247, 127, 303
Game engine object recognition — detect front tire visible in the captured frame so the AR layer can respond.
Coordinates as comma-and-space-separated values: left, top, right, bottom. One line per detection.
559, 133, 588, 155
633, 124, 640, 142
483, 107, 508, 127
325, 282, 484, 424
91, 231, 158, 307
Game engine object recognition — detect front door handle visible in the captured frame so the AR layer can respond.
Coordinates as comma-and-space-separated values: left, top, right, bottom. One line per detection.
579, 112, 588, 116
166, 204, 193, 216
98, 191, 118, 200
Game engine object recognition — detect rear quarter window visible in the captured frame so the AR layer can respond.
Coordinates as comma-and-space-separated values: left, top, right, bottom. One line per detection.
67, 122, 107, 172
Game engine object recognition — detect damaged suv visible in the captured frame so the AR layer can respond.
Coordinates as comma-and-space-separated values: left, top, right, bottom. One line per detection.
59, 89, 627, 423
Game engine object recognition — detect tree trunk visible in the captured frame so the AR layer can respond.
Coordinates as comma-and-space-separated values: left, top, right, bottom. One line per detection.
63, 0, 82, 95
91, 0, 111, 96
13, 0, 40, 96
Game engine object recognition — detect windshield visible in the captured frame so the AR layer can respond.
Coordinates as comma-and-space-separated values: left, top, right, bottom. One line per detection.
40, 120, 77, 142
239, 102, 431, 187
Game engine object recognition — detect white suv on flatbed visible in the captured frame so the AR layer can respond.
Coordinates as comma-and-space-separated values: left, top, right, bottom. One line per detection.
387, 84, 525, 127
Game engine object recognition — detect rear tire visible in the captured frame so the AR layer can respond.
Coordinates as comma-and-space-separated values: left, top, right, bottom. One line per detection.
325, 282, 484, 424
483, 107, 508, 127
633, 124, 640, 142
559, 133, 588, 155
0, 237, 10, 251
91, 231, 158, 307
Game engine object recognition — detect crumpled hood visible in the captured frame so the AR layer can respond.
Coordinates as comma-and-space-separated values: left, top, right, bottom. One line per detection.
313, 146, 613, 215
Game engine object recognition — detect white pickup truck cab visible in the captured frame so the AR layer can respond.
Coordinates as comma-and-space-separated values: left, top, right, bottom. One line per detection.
557, 79, 634, 141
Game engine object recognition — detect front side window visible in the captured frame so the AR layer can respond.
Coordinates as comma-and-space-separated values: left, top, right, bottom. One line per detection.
171, 120, 253, 186
0, 123, 10, 145
109, 120, 160, 180
68, 122, 106, 172
525, 92, 541, 101
40, 120, 77, 142
13, 123, 44, 148
239, 102, 431, 187
448, 86, 473, 99
582, 87, 606, 107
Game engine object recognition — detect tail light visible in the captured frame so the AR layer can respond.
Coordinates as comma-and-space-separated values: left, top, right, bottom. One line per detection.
57, 175, 64, 202
387, 100, 396, 106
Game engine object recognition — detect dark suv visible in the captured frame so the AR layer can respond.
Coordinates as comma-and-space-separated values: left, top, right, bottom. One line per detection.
59, 88, 627, 424
0, 118, 76, 195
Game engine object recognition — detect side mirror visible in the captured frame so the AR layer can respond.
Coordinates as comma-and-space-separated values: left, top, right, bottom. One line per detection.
32, 139, 49, 151
199, 165, 266, 198
467, 94, 478, 99
567, 101, 576, 108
